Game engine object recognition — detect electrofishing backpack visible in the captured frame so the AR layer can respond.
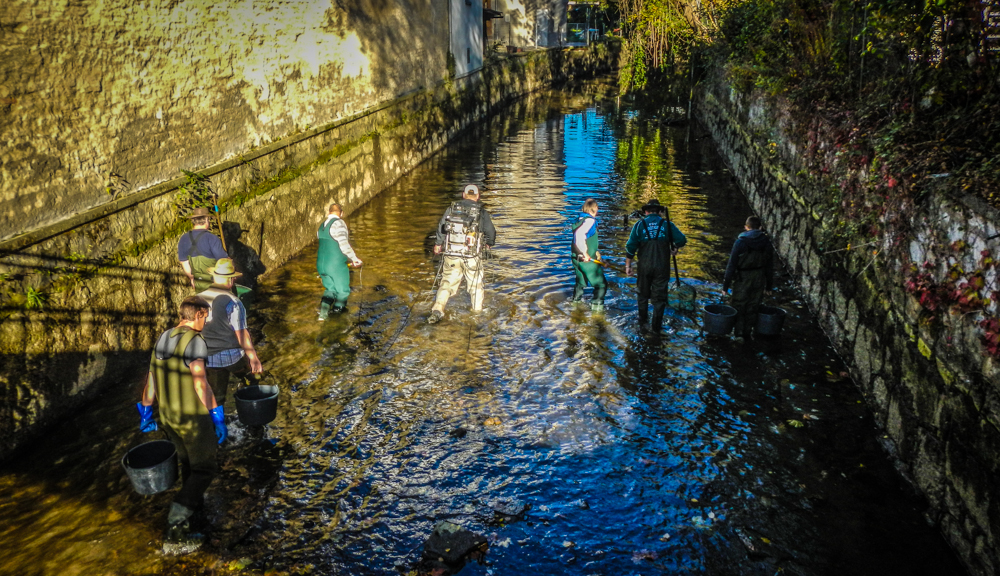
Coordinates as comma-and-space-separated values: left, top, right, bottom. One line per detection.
442, 201, 483, 258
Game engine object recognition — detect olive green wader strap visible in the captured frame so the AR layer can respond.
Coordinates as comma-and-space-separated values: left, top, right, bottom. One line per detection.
153, 328, 208, 429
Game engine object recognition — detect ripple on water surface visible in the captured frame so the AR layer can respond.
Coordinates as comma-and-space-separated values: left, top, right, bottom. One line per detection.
0, 80, 966, 576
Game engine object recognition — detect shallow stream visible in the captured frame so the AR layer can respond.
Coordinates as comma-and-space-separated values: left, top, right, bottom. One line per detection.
0, 78, 966, 576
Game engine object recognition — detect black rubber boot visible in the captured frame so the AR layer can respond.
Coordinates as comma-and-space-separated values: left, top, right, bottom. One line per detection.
163, 503, 204, 552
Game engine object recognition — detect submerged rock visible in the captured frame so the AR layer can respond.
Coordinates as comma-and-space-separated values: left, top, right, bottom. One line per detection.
422, 521, 488, 567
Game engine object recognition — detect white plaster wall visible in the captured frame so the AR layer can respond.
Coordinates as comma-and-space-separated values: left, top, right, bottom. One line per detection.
451, 0, 484, 76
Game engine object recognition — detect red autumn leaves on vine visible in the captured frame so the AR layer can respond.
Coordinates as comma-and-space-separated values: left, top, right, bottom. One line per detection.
904, 245, 1000, 357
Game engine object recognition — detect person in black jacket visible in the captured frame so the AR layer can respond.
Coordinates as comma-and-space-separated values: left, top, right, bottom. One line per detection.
723, 216, 775, 339
428, 184, 497, 324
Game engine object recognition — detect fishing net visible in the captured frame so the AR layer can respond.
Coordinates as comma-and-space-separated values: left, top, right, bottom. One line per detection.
669, 279, 698, 311
668, 253, 697, 311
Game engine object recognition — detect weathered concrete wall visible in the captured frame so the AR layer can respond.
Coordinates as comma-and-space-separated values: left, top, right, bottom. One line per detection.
0, 38, 619, 461
697, 76, 1000, 575
0, 0, 448, 241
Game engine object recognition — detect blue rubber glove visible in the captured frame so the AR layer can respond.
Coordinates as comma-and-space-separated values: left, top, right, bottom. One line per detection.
209, 406, 227, 444
136, 402, 157, 432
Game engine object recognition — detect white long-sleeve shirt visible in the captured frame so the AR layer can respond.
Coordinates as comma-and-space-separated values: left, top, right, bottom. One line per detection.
574, 216, 597, 256
322, 215, 358, 260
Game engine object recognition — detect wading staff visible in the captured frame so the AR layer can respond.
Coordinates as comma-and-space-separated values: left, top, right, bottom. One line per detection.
352, 261, 364, 324
592, 256, 626, 275
211, 191, 228, 253
377, 254, 447, 361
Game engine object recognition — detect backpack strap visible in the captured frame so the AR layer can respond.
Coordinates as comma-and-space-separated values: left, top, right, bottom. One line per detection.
187, 230, 208, 260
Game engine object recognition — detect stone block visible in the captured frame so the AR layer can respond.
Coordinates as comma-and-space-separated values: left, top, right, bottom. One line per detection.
912, 432, 946, 509
944, 441, 992, 538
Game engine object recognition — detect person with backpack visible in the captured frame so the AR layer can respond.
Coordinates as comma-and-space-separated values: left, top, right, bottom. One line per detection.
624, 199, 687, 333
177, 207, 229, 292
571, 198, 607, 312
428, 184, 497, 324
723, 216, 775, 340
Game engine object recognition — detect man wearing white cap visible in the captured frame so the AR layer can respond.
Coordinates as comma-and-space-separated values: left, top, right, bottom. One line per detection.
428, 184, 497, 324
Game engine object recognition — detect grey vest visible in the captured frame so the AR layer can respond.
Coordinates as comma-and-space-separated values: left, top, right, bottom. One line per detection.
199, 288, 242, 355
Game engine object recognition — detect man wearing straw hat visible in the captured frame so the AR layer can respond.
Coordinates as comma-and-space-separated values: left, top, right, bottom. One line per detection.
197, 258, 264, 409
178, 207, 229, 292
136, 295, 225, 547
624, 199, 687, 333
723, 216, 774, 340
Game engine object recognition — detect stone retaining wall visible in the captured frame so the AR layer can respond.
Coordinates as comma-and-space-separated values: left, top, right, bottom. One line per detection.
0, 42, 619, 461
696, 77, 999, 575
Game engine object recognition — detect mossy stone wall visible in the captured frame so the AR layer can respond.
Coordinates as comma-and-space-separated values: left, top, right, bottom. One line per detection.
697, 76, 999, 576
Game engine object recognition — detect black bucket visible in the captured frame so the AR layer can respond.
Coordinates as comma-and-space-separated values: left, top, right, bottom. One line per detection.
703, 304, 737, 335
756, 305, 786, 336
234, 385, 279, 426
121, 440, 178, 495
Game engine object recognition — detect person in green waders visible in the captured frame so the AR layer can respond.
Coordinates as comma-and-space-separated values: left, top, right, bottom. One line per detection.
571, 198, 607, 312
177, 207, 229, 292
723, 215, 774, 341
136, 295, 226, 548
624, 199, 687, 334
316, 202, 363, 320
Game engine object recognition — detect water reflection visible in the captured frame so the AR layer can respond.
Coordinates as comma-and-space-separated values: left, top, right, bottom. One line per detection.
0, 79, 966, 576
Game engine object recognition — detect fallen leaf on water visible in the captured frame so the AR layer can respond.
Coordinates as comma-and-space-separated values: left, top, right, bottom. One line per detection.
484, 417, 503, 426
761, 537, 771, 544
787, 419, 804, 428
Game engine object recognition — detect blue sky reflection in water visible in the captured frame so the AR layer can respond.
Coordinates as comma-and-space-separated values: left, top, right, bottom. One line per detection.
247, 83, 965, 576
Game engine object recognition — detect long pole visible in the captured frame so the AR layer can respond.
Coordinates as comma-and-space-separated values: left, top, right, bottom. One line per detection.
211, 192, 228, 253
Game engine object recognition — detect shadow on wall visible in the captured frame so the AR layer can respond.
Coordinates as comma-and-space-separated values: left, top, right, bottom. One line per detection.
223, 221, 267, 289
0, 251, 187, 460
322, 0, 449, 97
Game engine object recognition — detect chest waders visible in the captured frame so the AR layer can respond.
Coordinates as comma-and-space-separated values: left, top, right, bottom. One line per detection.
636, 218, 673, 331
570, 216, 607, 308
185, 230, 219, 293
730, 248, 771, 337
151, 326, 218, 512
317, 218, 351, 317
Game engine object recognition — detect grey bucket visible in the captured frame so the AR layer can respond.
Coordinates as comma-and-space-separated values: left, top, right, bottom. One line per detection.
122, 440, 178, 495
234, 385, 279, 426
756, 306, 786, 336
703, 304, 737, 335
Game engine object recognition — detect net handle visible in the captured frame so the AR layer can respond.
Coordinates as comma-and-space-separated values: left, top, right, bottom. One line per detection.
662, 205, 681, 287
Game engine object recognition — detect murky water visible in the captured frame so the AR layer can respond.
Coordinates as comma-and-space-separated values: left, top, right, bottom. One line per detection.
0, 79, 967, 576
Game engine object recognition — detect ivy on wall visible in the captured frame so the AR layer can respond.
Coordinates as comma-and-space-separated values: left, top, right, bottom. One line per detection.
611, 0, 1000, 357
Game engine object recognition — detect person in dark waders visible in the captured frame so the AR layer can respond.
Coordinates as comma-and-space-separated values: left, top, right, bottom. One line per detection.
571, 198, 607, 312
177, 207, 229, 293
723, 215, 774, 341
624, 199, 687, 333
136, 296, 227, 548
316, 202, 363, 320
428, 184, 497, 324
